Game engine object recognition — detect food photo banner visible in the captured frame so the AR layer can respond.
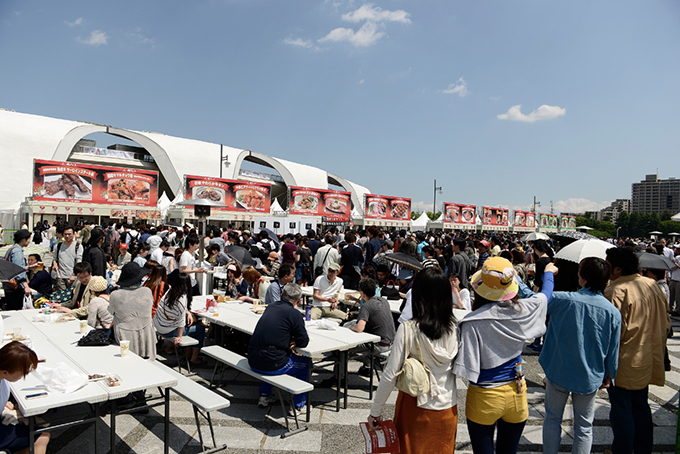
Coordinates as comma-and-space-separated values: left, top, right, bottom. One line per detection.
513, 210, 536, 229
482, 207, 509, 226
184, 175, 271, 213
539, 213, 560, 230
33, 159, 158, 207
443, 203, 477, 227
288, 187, 351, 222
365, 194, 411, 221
560, 215, 576, 230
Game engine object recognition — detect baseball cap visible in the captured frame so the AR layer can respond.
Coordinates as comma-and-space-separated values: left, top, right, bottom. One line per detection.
328, 262, 341, 272
479, 240, 490, 248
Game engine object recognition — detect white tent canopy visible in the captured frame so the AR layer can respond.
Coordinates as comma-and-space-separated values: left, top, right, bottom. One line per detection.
157, 192, 172, 217
672, 212, 680, 222
351, 208, 363, 220
270, 199, 286, 215
412, 212, 430, 230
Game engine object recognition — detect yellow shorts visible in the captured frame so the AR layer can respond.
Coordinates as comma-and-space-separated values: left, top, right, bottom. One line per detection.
465, 381, 528, 425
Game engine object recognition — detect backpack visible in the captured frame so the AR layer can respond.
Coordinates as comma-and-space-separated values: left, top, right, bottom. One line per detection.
54, 241, 81, 269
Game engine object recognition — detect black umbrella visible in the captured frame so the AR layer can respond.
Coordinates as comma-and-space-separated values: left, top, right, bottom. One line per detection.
226, 245, 256, 267
635, 252, 675, 271
257, 227, 281, 245
0, 259, 27, 282
554, 230, 598, 241
382, 252, 423, 271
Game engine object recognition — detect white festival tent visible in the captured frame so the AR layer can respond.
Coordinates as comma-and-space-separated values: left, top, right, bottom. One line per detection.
270, 199, 286, 215
157, 192, 172, 218
672, 212, 680, 222
351, 208, 363, 220
412, 212, 430, 231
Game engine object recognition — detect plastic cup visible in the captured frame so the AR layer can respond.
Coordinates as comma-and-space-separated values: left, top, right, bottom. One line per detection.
79, 320, 88, 334
13, 328, 21, 339
120, 340, 130, 357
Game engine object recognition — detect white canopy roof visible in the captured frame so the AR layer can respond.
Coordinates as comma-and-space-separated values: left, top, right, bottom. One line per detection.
412, 212, 430, 230
270, 199, 286, 215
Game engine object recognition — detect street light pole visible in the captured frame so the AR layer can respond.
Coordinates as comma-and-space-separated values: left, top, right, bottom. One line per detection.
617, 226, 621, 237
433, 179, 443, 219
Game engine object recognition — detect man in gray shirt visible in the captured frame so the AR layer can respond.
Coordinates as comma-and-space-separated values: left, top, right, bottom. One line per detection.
52, 225, 83, 291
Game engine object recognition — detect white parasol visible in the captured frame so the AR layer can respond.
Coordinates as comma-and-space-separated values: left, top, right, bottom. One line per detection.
521, 232, 550, 242
554, 238, 615, 264
576, 226, 594, 231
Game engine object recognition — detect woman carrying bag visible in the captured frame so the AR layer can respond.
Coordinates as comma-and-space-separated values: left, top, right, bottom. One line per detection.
367, 267, 459, 454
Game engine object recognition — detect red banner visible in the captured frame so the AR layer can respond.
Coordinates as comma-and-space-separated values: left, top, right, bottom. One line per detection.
443, 203, 476, 224
482, 206, 509, 226
513, 210, 536, 228
33, 159, 158, 207
185, 175, 271, 213
289, 187, 351, 222
365, 194, 411, 221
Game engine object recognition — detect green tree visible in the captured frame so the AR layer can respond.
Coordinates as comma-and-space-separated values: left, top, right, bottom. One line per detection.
616, 211, 630, 237
411, 211, 421, 220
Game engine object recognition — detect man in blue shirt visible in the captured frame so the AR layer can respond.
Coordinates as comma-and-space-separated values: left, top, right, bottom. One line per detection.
248, 283, 309, 409
264, 263, 295, 305
539, 257, 621, 454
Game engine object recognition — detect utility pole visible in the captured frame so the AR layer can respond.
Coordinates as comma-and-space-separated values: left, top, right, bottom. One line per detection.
433, 179, 442, 219
532, 196, 541, 212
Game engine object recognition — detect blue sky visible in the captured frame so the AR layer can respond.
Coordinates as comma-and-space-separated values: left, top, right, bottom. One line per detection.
2, 1, 679, 214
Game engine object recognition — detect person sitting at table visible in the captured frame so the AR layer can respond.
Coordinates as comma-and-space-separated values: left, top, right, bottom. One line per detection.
154, 273, 206, 366
265, 263, 295, 306
225, 263, 247, 298
86, 276, 113, 331
450, 272, 471, 310
248, 283, 309, 410
238, 267, 272, 306
207, 244, 230, 266
51, 262, 93, 319
26, 254, 52, 299
144, 265, 168, 319
108, 262, 156, 361
0, 342, 50, 454
312, 262, 347, 321
396, 268, 413, 299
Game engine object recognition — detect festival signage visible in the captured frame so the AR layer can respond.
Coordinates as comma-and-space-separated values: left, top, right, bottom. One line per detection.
184, 175, 271, 213
513, 210, 536, 230
364, 194, 411, 223
33, 159, 158, 207
289, 186, 352, 222
539, 213, 559, 230
443, 203, 476, 229
482, 207, 509, 226
560, 215, 576, 230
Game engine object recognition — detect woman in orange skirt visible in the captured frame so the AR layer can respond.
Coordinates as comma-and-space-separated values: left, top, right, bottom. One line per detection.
367, 267, 460, 453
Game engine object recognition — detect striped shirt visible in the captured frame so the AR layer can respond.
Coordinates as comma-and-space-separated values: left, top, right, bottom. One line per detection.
153, 292, 187, 334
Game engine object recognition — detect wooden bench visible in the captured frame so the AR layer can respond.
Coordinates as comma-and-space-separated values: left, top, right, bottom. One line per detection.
151, 361, 231, 454
202, 345, 313, 438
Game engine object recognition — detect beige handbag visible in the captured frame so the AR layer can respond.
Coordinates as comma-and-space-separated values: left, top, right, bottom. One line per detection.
395, 321, 431, 397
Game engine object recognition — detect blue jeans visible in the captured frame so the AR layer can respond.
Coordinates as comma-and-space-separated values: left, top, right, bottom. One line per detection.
543, 379, 597, 454
251, 355, 308, 408
607, 385, 653, 454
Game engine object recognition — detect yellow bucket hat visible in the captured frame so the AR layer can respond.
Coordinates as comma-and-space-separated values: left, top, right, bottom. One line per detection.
471, 257, 518, 302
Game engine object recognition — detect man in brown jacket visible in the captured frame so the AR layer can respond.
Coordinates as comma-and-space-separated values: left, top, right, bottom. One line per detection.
604, 247, 669, 454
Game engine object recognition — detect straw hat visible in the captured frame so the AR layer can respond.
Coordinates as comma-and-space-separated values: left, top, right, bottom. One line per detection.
88, 276, 108, 292
470, 257, 518, 302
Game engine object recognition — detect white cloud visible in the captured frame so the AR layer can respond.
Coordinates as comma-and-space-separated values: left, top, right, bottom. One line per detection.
341, 3, 411, 24
77, 30, 108, 46
442, 77, 469, 97
490, 96, 502, 101
65, 17, 83, 27
318, 21, 384, 47
553, 198, 612, 213
128, 32, 155, 46
497, 104, 566, 122
284, 37, 316, 49
411, 201, 435, 212
358, 79, 365, 84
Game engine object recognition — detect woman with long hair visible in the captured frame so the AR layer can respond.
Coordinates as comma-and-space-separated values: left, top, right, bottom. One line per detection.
237, 267, 270, 305
368, 267, 459, 454
153, 273, 206, 365
144, 265, 168, 318
454, 257, 557, 454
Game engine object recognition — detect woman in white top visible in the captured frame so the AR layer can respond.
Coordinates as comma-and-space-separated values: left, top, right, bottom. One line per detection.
367, 267, 459, 454
86, 276, 113, 330
450, 272, 471, 311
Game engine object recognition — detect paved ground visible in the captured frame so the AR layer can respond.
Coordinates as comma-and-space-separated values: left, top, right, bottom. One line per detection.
35, 316, 678, 454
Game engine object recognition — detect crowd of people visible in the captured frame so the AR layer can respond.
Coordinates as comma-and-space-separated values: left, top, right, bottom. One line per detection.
0, 218, 678, 454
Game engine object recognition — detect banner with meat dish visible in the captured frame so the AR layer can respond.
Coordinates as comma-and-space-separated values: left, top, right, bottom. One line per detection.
513, 210, 536, 231
289, 187, 351, 222
443, 203, 477, 229
184, 175, 271, 213
364, 194, 411, 222
560, 215, 576, 230
538, 213, 559, 230
482, 206, 509, 227
33, 159, 158, 207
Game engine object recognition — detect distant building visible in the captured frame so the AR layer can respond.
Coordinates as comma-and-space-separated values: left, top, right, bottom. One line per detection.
631, 175, 680, 215
600, 199, 630, 223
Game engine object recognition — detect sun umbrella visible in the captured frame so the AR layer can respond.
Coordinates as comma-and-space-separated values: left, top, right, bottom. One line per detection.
554, 230, 598, 241
649, 231, 663, 235
669, 232, 680, 237
635, 252, 675, 271
576, 226, 594, 231
521, 232, 550, 242
0, 259, 26, 282
226, 245, 256, 267
553, 239, 615, 264
257, 227, 281, 245
382, 252, 423, 271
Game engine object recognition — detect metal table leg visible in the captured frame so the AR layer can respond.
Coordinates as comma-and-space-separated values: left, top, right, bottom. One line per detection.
164, 388, 170, 454
343, 350, 349, 409
29, 416, 35, 454
110, 398, 117, 454
94, 402, 101, 454
306, 357, 312, 423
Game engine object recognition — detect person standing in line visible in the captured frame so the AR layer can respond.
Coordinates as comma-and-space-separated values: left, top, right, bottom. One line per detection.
51, 225, 83, 291
179, 236, 205, 296
540, 257, 621, 454
604, 247, 669, 454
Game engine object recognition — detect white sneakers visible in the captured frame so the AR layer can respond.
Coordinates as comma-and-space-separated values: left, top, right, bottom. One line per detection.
258, 394, 277, 407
